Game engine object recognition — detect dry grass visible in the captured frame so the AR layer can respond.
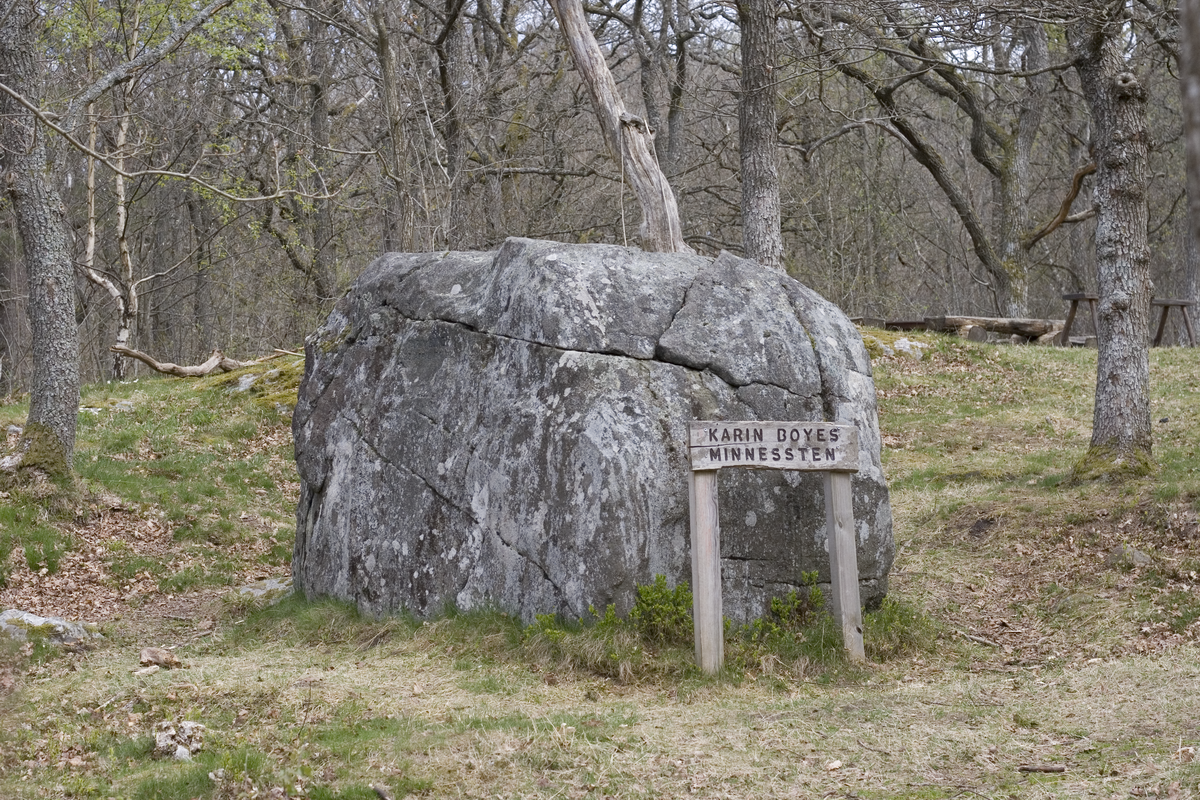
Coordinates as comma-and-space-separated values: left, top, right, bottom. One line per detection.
1, 336, 1199, 799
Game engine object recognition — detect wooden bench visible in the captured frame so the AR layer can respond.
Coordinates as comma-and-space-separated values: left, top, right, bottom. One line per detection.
1059, 293, 1098, 345
1151, 299, 1197, 347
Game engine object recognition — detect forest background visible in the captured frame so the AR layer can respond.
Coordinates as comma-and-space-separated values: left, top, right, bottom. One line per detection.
0, 0, 1195, 394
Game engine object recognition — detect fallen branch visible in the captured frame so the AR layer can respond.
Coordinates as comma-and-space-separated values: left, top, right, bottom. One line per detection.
110, 346, 281, 377
1018, 764, 1067, 773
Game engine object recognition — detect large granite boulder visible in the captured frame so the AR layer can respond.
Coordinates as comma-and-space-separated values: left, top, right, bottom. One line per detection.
293, 238, 893, 623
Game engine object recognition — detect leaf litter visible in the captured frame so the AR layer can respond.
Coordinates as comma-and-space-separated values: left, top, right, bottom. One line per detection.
0, 341, 1199, 798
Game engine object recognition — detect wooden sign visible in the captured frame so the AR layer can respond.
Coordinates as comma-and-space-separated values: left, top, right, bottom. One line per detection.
689, 422, 859, 471
687, 420, 865, 674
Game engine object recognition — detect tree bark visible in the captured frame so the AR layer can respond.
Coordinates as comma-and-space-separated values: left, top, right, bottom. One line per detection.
663, 0, 690, 180
998, 22, 1050, 318
738, 0, 783, 270
0, 0, 81, 469
1069, 18, 1154, 473
548, 0, 690, 253
1181, 0, 1200, 314
307, 0, 336, 300
371, 9, 416, 253
434, 0, 469, 247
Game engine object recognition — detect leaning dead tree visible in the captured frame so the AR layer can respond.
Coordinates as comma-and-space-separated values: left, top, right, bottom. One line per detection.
548, 0, 691, 253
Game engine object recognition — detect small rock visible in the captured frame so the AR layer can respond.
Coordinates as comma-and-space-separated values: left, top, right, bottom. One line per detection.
234, 373, 259, 392
236, 577, 293, 602
153, 720, 205, 759
0, 610, 101, 645
1105, 544, 1153, 569
139, 647, 183, 669
132, 665, 160, 677
893, 337, 927, 359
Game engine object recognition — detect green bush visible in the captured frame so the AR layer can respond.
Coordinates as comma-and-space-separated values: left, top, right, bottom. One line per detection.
629, 575, 693, 645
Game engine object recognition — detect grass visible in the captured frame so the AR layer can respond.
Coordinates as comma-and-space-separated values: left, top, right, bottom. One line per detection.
0, 359, 301, 597
2, 336, 1200, 798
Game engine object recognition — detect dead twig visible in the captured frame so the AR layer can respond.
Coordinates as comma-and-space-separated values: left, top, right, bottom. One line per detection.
957, 630, 1002, 648
856, 738, 892, 756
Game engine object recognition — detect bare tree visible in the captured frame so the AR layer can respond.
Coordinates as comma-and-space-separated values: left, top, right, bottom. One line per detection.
0, 0, 231, 470
1181, 0, 1200, 308
548, 0, 690, 252
792, 4, 1085, 316
1068, 6, 1155, 475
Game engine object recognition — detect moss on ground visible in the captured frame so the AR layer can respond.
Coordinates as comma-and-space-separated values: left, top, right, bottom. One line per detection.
1071, 443, 1156, 482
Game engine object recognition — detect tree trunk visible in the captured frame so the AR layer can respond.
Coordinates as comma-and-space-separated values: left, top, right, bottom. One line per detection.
307, 0, 336, 301
1181, 0, 1200, 314
738, 0, 783, 270
548, 0, 690, 253
997, 22, 1049, 318
435, 0, 469, 247
372, 9, 416, 253
0, 0, 81, 470
265, 0, 336, 303
662, 0, 689, 180
1069, 19, 1154, 475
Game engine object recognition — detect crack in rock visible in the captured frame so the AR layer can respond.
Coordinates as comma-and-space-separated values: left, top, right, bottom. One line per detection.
293, 239, 894, 624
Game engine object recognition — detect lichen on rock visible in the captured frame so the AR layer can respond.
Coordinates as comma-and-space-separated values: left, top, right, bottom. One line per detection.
292, 238, 894, 624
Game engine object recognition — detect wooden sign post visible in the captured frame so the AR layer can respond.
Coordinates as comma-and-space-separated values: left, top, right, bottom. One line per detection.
687, 421, 865, 674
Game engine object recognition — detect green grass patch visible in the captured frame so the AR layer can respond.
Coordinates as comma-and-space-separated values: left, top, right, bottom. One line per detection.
0, 486, 76, 584
130, 762, 216, 800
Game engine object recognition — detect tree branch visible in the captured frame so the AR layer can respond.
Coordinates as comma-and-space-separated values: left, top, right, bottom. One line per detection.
0, 79, 342, 204
1023, 161, 1097, 249
63, 0, 235, 134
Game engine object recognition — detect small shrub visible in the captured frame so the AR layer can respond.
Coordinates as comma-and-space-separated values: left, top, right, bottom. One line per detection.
862, 597, 940, 660
529, 612, 569, 644
727, 572, 839, 673
629, 575, 693, 645
770, 572, 824, 631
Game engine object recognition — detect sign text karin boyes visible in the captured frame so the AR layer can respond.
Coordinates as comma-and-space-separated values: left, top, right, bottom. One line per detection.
688, 421, 859, 472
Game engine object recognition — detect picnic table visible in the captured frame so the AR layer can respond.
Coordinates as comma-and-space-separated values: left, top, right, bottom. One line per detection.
1060, 293, 1196, 347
